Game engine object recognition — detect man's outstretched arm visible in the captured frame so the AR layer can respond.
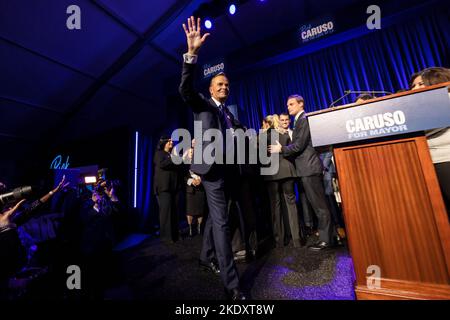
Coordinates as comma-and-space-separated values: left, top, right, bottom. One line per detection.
178, 16, 210, 112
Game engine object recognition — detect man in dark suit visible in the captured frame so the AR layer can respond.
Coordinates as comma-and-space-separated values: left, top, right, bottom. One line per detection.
179, 16, 245, 300
269, 95, 333, 251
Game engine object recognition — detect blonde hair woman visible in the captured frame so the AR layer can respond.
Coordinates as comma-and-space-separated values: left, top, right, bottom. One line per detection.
261, 114, 303, 248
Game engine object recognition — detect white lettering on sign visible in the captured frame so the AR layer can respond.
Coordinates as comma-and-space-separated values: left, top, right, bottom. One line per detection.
346, 111, 408, 139
203, 63, 225, 78
301, 21, 334, 42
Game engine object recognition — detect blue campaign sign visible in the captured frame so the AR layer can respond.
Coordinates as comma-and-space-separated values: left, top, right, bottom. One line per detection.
202, 57, 226, 80
299, 16, 335, 44
308, 87, 450, 147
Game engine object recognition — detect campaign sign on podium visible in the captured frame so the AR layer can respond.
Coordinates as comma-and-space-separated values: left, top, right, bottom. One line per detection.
308, 87, 450, 147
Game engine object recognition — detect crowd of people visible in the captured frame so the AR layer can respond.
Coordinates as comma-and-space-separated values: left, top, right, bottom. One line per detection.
0, 174, 126, 300
1, 15, 449, 302
151, 16, 450, 301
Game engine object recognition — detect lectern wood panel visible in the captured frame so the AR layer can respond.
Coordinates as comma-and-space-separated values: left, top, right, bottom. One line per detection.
334, 136, 450, 299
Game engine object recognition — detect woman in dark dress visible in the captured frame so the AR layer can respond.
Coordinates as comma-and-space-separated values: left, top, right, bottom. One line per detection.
153, 136, 182, 243
184, 143, 207, 237
185, 168, 206, 237
262, 115, 303, 247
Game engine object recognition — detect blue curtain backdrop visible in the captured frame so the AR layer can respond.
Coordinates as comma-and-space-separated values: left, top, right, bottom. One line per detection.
228, 10, 450, 130
136, 133, 158, 231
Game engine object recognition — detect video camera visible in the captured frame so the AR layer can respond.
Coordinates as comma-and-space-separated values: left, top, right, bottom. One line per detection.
93, 168, 120, 195
0, 186, 33, 207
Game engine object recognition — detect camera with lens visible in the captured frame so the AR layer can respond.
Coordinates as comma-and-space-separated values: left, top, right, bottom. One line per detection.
0, 186, 33, 208
94, 168, 120, 195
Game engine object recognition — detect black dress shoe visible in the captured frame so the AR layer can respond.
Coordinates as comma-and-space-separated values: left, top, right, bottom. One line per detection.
292, 239, 302, 248
333, 235, 344, 247
199, 260, 220, 274
233, 250, 247, 262
226, 288, 247, 301
308, 241, 330, 251
304, 226, 314, 237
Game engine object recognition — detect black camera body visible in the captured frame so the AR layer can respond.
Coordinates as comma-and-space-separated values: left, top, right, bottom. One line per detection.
0, 186, 32, 206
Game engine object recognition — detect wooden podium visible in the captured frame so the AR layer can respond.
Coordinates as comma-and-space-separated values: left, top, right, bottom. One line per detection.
308, 83, 450, 300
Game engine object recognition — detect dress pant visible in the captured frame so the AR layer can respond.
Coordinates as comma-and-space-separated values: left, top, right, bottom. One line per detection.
156, 191, 179, 242
227, 169, 258, 255
266, 178, 300, 246
301, 175, 333, 244
297, 182, 314, 228
435, 161, 450, 217
199, 166, 240, 291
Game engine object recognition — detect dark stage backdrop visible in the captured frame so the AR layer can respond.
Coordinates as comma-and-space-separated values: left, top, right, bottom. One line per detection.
227, 9, 450, 130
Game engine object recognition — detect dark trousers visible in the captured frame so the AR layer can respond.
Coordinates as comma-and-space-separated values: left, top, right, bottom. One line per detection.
227, 169, 258, 255
297, 182, 314, 228
301, 175, 333, 243
156, 191, 179, 242
435, 161, 450, 218
326, 194, 344, 228
266, 179, 300, 245
200, 167, 240, 291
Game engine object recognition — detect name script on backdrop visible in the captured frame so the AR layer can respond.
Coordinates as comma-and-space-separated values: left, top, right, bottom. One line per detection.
50, 155, 70, 170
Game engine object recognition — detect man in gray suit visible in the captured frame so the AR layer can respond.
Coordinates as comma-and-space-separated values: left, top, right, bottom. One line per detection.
270, 95, 333, 251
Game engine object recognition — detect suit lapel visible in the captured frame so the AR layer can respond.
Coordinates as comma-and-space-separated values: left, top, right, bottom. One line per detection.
292, 111, 306, 141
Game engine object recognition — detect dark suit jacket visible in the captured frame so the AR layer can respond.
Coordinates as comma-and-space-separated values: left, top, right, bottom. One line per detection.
179, 62, 243, 175
320, 151, 336, 195
153, 150, 181, 195
80, 200, 120, 255
263, 129, 297, 181
281, 112, 323, 177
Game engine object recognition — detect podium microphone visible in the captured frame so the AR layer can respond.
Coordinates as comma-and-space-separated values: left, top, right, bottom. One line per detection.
329, 90, 393, 108
348, 90, 393, 95
329, 91, 352, 108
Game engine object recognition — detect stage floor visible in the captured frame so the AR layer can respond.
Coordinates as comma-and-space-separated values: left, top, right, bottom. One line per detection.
107, 233, 356, 300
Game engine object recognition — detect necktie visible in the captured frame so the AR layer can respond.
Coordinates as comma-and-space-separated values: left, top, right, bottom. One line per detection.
219, 104, 234, 129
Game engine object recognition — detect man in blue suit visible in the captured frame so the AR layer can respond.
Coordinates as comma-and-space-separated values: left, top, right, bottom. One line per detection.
270, 95, 334, 251
179, 16, 245, 300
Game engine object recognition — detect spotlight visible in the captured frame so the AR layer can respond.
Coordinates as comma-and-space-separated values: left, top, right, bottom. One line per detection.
204, 19, 212, 29
229, 4, 236, 15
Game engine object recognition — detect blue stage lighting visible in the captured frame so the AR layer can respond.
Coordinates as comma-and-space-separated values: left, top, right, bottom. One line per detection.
229, 4, 236, 15
204, 19, 212, 29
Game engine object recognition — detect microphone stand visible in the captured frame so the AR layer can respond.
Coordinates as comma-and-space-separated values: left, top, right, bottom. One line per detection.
329, 90, 352, 108
328, 90, 393, 108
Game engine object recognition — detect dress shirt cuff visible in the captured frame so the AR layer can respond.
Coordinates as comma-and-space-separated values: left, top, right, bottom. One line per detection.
187, 178, 194, 186
183, 53, 198, 64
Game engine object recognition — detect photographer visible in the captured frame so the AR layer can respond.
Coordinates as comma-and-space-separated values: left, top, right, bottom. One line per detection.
1, 199, 27, 289
10, 176, 69, 227
79, 179, 121, 299
0, 176, 68, 298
